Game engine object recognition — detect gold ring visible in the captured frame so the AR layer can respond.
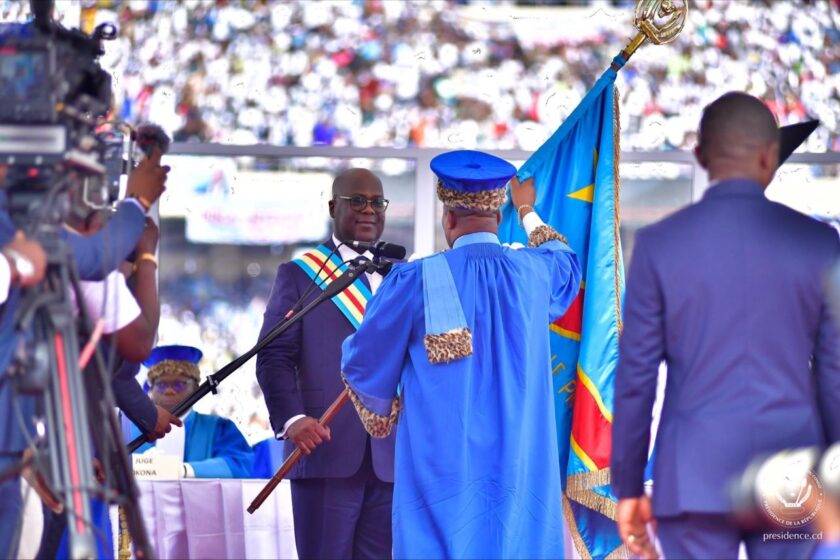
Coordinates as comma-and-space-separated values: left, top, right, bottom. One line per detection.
628, 535, 637, 543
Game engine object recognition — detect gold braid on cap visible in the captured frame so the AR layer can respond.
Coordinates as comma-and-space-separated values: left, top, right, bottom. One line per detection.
147, 360, 201, 384
437, 180, 507, 212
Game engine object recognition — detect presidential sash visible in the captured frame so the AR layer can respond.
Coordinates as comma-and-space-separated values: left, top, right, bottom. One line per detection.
292, 244, 372, 329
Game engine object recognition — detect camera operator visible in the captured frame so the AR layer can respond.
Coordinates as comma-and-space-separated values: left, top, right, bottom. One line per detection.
36, 214, 179, 559
67, 206, 180, 443
64, 147, 169, 280
0, 149, 169, 559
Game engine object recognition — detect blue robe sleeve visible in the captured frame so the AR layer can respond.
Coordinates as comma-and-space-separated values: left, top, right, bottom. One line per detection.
341, 264, 417, 438
63, 200, 145, 280
542, 240, 582, 321
525, 230, 581, 321
189, 417, 255, 479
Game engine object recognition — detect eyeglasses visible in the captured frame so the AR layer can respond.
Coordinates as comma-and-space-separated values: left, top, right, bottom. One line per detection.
334, 195, 389, 213
152, 380, 193, 392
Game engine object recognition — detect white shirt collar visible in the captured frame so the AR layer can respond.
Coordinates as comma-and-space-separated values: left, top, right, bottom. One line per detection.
331, 235, 384, 294
332, 234, 375, 263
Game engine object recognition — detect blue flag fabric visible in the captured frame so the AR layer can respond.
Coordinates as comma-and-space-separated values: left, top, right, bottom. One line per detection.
498, 58, 627, 559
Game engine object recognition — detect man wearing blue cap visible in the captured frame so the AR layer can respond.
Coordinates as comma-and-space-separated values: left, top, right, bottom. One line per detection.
340, 150, 582, 558
123, 345, 254, 478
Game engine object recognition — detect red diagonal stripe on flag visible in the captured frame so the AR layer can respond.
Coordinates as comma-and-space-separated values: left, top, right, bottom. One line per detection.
570, 379, 612, 471
552, 286, 584, 338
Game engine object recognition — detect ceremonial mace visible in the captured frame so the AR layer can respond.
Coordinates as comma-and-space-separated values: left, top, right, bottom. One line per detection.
248, 0, 689, 516
614, 0, 687, 69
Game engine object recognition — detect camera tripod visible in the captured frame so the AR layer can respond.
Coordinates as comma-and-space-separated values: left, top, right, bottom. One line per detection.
5, 229, 154, 559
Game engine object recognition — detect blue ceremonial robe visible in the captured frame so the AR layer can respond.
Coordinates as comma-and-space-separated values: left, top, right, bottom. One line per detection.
125, 411, 254, 478
341, 232, 581, 559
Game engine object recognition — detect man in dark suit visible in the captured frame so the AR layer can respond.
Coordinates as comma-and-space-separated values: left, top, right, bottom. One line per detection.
612, 92, 840, 559
257, 168, 396, 559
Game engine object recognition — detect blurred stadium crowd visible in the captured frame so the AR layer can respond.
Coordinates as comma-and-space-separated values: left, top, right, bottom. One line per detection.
3, 0, 838, 442
156, 276, 275, 443
3, 0, 839, 152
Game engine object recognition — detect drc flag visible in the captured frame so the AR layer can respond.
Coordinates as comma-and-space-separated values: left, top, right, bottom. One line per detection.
498, 59, 627, 559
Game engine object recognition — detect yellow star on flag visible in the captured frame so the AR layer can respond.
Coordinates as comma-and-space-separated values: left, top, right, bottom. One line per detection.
566, 149, 597, 203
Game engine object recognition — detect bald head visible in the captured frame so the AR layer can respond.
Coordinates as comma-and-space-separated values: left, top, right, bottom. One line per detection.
332, 168, 382, 197
695, 92, 780, 187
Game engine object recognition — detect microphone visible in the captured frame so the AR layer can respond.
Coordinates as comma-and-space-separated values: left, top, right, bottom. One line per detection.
133, 123, 171, 158
347, 240, 406, 260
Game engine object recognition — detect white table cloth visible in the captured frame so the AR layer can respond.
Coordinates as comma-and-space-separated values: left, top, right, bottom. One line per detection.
127, 479, 297, 559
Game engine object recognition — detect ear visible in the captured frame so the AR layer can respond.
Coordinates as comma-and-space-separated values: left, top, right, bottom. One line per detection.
444, 208, 456, 230
693, 145, 708, 170
328, 198, 336, 219
760, 141, 780, 172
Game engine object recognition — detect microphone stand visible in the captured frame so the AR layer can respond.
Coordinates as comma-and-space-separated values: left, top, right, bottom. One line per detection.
126, 256, 386, 454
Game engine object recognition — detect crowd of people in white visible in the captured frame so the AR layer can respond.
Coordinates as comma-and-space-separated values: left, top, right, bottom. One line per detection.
4, 0, 838, 152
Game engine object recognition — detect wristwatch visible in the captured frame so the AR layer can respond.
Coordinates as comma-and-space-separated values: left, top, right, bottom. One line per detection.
2, 248, 35, 281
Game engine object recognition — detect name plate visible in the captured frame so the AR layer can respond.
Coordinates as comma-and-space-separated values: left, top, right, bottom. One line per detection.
132, 454, 182, 480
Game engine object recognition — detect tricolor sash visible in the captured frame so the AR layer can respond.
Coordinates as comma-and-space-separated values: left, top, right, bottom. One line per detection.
292, 244, 372, 330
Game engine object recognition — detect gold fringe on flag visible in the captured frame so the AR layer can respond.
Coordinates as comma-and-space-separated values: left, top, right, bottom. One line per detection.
566, 467, 617, 519
613, 86, 624, 335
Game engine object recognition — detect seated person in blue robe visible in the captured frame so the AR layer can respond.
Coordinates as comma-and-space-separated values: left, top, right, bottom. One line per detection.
123, 345, 254, 478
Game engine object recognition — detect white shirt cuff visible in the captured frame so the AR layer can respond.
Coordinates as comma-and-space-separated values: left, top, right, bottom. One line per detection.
183, 462, 195, 478
0, 254, 10, 305
276, 414, 306, 440
522, 211, 546, 236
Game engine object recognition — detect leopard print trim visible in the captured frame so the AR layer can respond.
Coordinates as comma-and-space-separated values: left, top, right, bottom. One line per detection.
341, 374, 401, 438
424, 327, 473, 364
528, 225, 569, 248
436, 181, 507, 212
147, 360, 201, 384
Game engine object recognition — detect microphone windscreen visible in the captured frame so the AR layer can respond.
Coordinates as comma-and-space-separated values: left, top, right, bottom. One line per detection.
135, 123, 171, 157
380, 243, 407, 260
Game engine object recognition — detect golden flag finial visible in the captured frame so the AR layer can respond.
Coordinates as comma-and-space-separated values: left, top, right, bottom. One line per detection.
612, 0, 689, 69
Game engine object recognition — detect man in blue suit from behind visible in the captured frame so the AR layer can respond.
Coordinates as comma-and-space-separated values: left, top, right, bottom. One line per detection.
612, 92, 840, 559
257, 168, 396, 559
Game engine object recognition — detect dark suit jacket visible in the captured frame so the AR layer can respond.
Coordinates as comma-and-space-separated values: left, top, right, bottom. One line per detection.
256, 239, 396, 481
112, 359, 157, 433
612, 179, 840, 516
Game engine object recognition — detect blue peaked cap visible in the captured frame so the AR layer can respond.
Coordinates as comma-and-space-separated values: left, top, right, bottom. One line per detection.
143, 345, 203, 368
431, 150, 516, 193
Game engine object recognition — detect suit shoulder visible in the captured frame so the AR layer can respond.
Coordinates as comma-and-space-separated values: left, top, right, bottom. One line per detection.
274, 258, 310, 283
636, 201, 705, 240
766, 200, 840, 240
